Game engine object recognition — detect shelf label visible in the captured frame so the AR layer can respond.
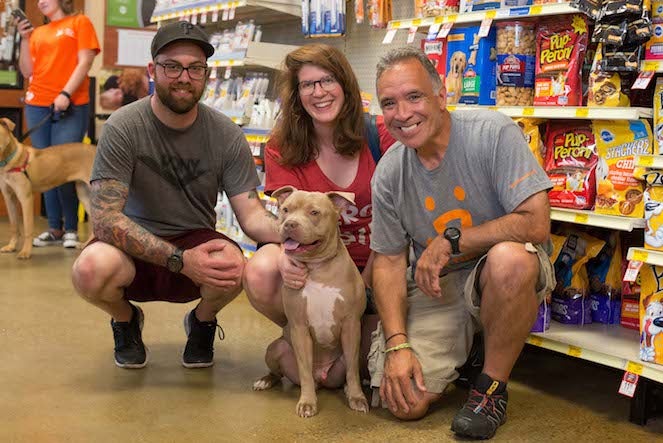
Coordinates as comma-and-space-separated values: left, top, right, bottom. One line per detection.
529, 5, 543, 14
568, 346, 582, 358
229, 6, 236, 20
642, 60, 661, 72
523, 107, 534, 116
447, 105, 457, 112
529, 336, 544, 346
485, 10, 497, 19
575, 108, 589, 118
212, 9, 219, 22
412, 19, 422, 26
222, 8, 229, 20
443, 14, 458, 24
623, 260, 643, 282
478, 17, 493, 38
427, 23, 441, 40
200, 11, 207, 24
437, 22, 454, 39
639, 155, 655, 167
574, 213, 589, 224
626, 361, 644, 375
618, 371, 639, 398
391, 21, 401, 29
632, 70, 655, 90
407, 26, 418, 44
632, 250, 649, 263
382, 29, 398, 45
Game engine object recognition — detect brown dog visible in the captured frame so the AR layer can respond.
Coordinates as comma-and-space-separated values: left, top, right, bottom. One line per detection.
251, 186, 369, 418
446, 50, 466, 104
0, 118, 95, 259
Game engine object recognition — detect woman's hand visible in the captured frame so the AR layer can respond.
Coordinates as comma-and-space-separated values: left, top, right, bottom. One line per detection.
53, 93, 71, 112
13, 17, 33, 40
278, 248, 308, 290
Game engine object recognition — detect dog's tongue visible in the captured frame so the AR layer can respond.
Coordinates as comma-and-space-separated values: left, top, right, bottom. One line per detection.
283, 239, 301, 251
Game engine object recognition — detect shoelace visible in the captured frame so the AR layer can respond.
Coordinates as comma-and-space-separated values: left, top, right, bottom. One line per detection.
466, 389, 505, 419
216, 324, 225, 341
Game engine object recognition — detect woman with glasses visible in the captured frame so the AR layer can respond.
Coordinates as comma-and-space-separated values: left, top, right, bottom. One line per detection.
14, 0, 100, 249
244, 43, 395, 384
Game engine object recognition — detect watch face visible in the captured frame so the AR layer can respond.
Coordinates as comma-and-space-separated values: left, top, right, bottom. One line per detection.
168, 255, 183, 272
445, 227, 461, 240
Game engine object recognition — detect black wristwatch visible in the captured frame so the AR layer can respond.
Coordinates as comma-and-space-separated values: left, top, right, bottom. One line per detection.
443, 227, 462, 255
166, 247, 185, 273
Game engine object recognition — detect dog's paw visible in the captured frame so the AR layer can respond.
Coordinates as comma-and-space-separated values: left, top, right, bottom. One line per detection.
253, 374, 281, 391
347, 394, 369, 413
16, 250, 31, 259
0, 244, 16, 253
296, 399, 318, 418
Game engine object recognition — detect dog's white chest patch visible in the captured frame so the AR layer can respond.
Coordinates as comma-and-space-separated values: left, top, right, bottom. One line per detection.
301, 280, 344, 345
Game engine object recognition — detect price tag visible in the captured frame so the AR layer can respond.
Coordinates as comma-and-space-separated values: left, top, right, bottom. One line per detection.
447, 105, 457, 111
640, 155, 654, 166
529, 336, 544, 346
623, 260, 643, 282
575, 108, 589, 118
627, 361, 644, 375
212, 10, 219, 22
200, 12, 207, 24
391, 21, 401, 29
574, 213, 589, 224
222, 8, 229, 21
382, 29, 398, 45
407, 26, 418, 44
632, 70, 655, 90
529, 5, 543, 14
485, 10, 497, 19
632, 250, 649, 263
413, 19, 422, 26
427, 23, 441, 40
229, 6, 236, 20
618, 372, 639, 398
437, 22, 454, 39
643, 60, 661, 72
444, 14, 458, 24
568, 346, 582, 358
523, 107, 535, 116
210, 67, 218, 79
225, 66, 232, 79
191, 13, 198, 25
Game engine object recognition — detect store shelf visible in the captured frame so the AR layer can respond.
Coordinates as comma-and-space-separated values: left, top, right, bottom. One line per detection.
151, 0, 300, 22
641, 60, 663, 73
209, 41, 299, 69
635, 154, 663, 169
550, 208, 645, 232
446, 105, 652, 120
387, 3, 578, 30
528, 322, 663, 383
627, 247, 663, 267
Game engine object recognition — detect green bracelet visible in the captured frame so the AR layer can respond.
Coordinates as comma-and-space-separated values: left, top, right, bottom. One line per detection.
384, 342, 412, 354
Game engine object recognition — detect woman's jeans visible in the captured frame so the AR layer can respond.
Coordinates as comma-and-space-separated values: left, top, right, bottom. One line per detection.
24, 104, 89, 232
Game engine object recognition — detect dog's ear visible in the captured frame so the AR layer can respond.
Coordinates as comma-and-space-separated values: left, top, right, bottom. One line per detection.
643, 294, 653, 308
326, 191, 355, 212
0, 117, 16, 132
272, 185, 297, 206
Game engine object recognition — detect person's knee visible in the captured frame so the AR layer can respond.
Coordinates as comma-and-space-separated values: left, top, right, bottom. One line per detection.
243, 247, 281, 306
389, 397, 434, 421
483, 242, 538, 295
71, 246, 132, 300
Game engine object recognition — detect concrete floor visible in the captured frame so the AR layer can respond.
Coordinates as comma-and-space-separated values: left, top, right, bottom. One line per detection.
1, 219, 662, 442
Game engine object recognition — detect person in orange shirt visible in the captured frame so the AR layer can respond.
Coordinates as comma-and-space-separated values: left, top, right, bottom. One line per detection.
14, 0, 100, 248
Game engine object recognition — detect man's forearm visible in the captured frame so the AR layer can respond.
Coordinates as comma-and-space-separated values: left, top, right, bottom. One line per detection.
240, 209, 280, 244
373, 253, 409, 341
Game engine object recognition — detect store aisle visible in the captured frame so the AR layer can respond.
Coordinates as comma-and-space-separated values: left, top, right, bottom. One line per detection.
0, 219, 661, 442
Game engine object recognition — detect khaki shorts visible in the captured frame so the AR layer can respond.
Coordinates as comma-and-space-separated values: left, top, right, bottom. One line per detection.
368, 242, 555, 395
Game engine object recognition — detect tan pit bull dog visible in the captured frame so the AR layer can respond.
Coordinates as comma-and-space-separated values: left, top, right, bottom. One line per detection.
251, 186, 369, 418
0, 118, 95, 259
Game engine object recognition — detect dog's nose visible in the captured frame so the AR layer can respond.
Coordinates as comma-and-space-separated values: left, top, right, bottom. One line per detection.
284, 220, 299, 231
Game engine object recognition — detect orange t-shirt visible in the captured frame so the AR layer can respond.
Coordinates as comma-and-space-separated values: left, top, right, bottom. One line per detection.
26, 14, 100, 106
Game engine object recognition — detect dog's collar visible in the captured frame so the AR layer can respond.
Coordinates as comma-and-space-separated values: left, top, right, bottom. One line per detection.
0, 145, 17, 167
8, 151, 29, 173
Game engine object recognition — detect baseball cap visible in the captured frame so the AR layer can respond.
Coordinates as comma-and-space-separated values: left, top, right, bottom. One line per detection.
151, 21, 215, 59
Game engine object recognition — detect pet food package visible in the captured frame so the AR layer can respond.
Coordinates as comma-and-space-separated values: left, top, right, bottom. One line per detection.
654, 78, 663, 154
445, 26, 497, 105
531, 233, 566, 333
544, 121, 598, 210
644, 186, 663, 250
638, 264, 663, 364
587, 44, 626, 107
422, 37, 447, 78
534, 15, 589, 106
496, 21, 536, 106
459, 0, 500, 12
586, 232, 622, 324
645, 23, 663, 60
514, 118, 545, 167
594, 120, 651, 218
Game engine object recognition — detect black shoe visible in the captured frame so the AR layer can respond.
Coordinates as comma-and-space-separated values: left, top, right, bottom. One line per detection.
451, 374, 508, 440
455, 332, 484, 389
110, 304, 147, 369
182, 309, 218, 368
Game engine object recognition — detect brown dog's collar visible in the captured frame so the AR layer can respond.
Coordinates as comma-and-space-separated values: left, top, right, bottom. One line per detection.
8, 151, 29, 173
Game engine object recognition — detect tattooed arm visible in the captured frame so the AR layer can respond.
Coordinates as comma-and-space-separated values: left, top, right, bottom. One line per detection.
90, 179, 177, 266
229, 189, 280, 244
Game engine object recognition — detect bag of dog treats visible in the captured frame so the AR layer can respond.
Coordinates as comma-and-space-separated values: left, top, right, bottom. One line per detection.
586, 232, 622, 323
654, 78, 663, 155
531, 233, 567, 332
644, 186, 663, 250
545, 121, 597, 209
637, 264, 663, 364
534, 15, 589, 106
594, 120, 651, 218
588, 44, 624, 107
514, 118, 545, 167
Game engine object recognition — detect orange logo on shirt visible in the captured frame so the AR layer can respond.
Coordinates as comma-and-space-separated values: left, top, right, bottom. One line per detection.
425, 186, 473, 245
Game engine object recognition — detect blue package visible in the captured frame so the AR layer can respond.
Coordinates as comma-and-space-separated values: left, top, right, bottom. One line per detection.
445, 26, 496, 105
552, 295, 593, 325
531, 301, 551, 332
590, 293, 621, 324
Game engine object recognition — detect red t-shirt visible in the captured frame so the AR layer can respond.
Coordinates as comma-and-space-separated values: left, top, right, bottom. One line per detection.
265, 117, 395, 267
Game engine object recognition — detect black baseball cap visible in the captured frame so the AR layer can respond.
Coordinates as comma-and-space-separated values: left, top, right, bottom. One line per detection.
151, 21, 215, 59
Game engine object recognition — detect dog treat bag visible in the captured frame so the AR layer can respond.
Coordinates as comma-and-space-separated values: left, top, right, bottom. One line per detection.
638, 264, 663, 364
586, 232, 622, 324
514, 118, 545, 167
534, 15, 588, 106
594, 120, 652, 218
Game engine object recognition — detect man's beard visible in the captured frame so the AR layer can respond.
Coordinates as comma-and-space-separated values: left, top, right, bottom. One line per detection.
155, 81, 204, 114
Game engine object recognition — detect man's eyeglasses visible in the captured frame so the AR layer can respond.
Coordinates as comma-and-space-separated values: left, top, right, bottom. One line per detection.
297, 76, 338, 96
156, 62, 209, 80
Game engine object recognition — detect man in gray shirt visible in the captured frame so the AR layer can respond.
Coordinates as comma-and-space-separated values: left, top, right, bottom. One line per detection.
367, 47, 555, 439
71, 22, 279, 370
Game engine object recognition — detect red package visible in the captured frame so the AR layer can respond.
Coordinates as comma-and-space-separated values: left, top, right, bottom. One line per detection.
534, 15, 589, 106
421, 38, 447, 78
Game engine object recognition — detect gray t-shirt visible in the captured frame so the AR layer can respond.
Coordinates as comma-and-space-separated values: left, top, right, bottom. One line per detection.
92, 97, 260, 236
371, 110, 552, 272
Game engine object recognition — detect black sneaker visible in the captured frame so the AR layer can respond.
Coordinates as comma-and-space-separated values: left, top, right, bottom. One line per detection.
455, 332, 484, 389
110, 304, 148, 369
451, 374, 508, 440
182, 309, 219, 368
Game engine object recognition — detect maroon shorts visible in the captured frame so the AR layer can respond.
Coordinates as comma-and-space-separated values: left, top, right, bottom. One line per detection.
89, 229, 241, 303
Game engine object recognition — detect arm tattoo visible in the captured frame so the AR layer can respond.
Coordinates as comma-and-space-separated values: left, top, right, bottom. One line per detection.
90, 180, 174, 265
247, 190, 259, 199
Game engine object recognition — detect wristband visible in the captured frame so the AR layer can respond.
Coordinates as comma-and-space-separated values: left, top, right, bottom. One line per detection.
385, 332, 407, 344
384, 342, 412, 354
59, 90, 71, 100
